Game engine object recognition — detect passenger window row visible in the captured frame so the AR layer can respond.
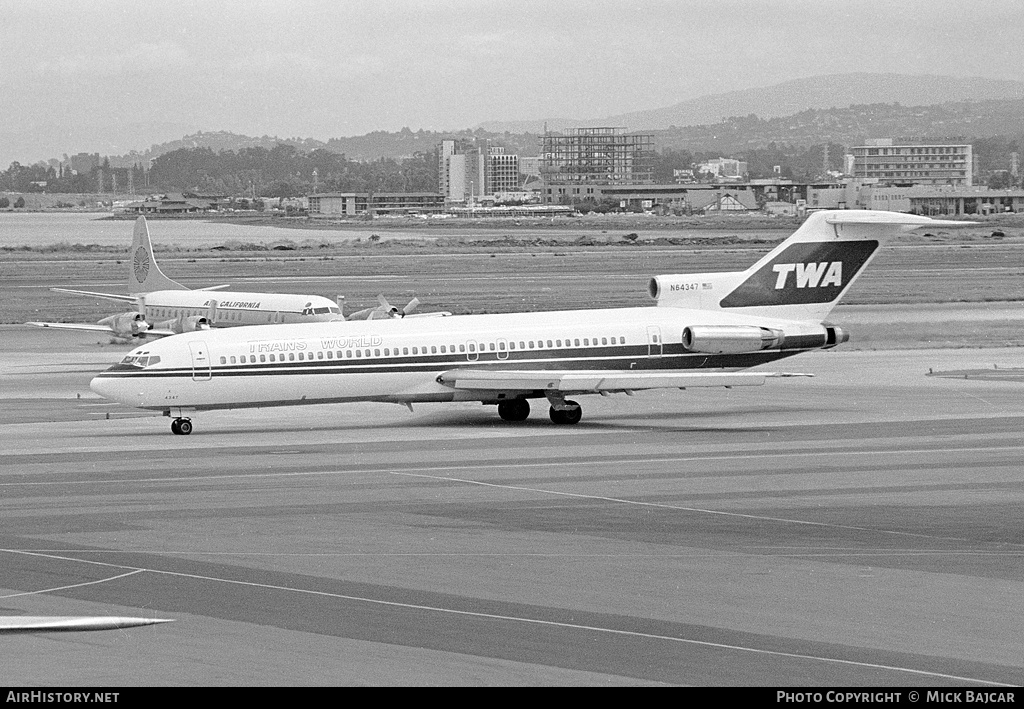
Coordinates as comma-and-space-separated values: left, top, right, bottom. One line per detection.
151, 308, 255, 321
216, 335, 628, 365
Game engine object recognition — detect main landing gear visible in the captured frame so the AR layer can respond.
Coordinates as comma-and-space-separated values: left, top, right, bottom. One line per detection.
495, 398, 582, 425
170, 418, 193, 435
497, 399, 531, 422
548, 400, 582, 425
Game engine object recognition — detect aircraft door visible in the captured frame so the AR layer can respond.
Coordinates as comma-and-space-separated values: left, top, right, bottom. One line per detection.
466, 340, 479, 362
189, 340, 212, 381
646, 326, 663, 357
496, 338, 509, 360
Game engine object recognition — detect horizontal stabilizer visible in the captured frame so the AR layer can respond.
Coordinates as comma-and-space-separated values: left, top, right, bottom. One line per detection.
437, 369, 812, 393
823, 212, 973, 228
51, 287, 137, 304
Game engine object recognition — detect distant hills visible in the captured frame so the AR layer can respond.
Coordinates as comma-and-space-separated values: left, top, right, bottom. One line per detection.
652, 97, 1024, 156
42, 73, 1024, 169
478, 73, 1024, 133
107, 129, 542, 167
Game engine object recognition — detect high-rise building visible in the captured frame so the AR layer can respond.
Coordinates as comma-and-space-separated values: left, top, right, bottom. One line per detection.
439, 139, 517, 203
851, 139, 973, 186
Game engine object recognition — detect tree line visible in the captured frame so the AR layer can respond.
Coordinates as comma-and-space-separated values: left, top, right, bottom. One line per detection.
0, 143, 443, 197
2, 135, 1020, 198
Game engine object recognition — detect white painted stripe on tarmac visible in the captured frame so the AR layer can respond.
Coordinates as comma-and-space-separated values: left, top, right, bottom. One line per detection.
1, 548, 1012, 687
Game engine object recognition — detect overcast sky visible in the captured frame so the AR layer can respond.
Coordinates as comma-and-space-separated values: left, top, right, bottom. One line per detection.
1, 0, 1022, 166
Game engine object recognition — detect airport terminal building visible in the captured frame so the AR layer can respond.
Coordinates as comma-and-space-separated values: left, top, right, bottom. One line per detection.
808, 183, 1024, 215
850, 139, 973, 187
307, 192, 445, 216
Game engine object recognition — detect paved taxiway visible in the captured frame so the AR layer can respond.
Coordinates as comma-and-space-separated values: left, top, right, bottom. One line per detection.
1, 326, 1023, 686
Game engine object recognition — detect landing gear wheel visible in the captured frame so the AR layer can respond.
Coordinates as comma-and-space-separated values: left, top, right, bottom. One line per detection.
171, 418, 193, 435
548, 400, 582, 425
497, 399, 531, 422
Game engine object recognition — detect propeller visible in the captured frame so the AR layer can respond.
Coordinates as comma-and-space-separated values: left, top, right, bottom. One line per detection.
377, 294, 420, 318
99, 312, 151, 338
347, 294, 421, 320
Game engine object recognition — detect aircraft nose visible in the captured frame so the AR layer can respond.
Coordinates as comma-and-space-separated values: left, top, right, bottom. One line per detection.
90, 373, 122, 402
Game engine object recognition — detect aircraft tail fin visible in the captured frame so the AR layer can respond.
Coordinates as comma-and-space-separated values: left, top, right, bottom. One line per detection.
127, 217, 187, 294
651, 210, 970, 321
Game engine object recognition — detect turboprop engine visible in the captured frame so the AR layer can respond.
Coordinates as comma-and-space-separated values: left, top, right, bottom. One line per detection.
153, 315, 212, 334
177, 315, 212, 332
154, 298, 216, 334
97, 312, 150, 338
681, 324, 849, 354
348, 294, 421, 320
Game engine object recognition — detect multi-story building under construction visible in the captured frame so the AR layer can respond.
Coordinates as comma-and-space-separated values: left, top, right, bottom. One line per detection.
540, 127, 655, 204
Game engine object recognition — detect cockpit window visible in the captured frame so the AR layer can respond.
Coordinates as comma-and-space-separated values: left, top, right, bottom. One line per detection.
120, 355, 161, 368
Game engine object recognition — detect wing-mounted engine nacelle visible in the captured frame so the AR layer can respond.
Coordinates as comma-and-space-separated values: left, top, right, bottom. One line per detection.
154, 315, 211, 334
98, 311, 150, 338
682, 325, 784, 354
181, 315, 211, 332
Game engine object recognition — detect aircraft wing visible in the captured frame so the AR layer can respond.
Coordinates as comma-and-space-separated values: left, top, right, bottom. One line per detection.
26, 321, 177, 338
436, 369, 812, 394
195, 285, 231, 291
50, 287, 138, 304
27, 321, 123, 333
0, 616, 173, 633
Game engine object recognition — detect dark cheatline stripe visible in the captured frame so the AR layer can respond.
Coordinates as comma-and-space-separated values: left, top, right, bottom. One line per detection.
96, 344, 808, 381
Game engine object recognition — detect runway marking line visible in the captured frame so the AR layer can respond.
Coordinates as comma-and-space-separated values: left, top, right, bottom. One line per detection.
391, 471, 1024, 548
6, 443, 1024, 490
0, 548, 1013, 687
0, 568, 144, 599
4, 445, 1024, 549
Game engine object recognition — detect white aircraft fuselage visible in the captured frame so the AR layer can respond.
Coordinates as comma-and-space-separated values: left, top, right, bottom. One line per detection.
90, 210, 971, 434
91, 304, 832, 412
30, 216, 345, 337
137, 288, 342, 326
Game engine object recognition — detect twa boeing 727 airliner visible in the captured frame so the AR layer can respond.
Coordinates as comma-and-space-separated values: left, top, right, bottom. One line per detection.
91, 210, 965, 435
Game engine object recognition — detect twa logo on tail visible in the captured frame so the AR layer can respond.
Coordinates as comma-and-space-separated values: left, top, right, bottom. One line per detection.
772, 262, 843, 289
721, 240, 878, 308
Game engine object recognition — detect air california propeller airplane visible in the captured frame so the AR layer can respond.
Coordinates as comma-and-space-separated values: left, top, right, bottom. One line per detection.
28, 216, 352, 338
91, 210, 965, 435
